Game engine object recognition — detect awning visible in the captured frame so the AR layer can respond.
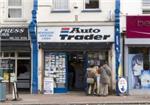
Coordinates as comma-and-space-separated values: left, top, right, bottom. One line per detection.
0, 40, 31, 51
40, 42, 113, 51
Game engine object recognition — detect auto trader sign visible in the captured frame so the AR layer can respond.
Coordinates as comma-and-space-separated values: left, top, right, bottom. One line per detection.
37, 26, 114, 42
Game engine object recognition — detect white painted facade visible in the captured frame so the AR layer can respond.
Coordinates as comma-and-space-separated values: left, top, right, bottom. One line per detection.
0, 0, 33, 27
37, 0, 116, 93
37, 0, 115, 24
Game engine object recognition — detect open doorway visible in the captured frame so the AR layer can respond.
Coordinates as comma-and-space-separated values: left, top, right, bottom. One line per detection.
17, 60, 31, 93
68, 52, 85, 91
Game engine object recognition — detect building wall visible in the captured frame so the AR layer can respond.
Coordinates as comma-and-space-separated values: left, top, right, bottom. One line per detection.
37, 0, 115, 23
0, 0, 33, 27
120, 0, 142, 31
37, 0, 116, 93
0, 0, 34, 93
121, 0, 150, 95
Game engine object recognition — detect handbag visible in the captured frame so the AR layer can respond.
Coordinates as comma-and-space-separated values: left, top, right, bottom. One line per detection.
87, 78, 94, 84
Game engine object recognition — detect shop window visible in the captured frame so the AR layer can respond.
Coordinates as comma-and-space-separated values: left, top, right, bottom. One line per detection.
128, 47, 150, 89
87, 51, 108, 67
129, 47, 150, 70
18, 52, 30, 57
142, 0, 150, 14
10, 52, 15, 57
52, 0, 69, 12
8, 0, 22, 18
84, 0, 101, 11
143, 0, 150, 6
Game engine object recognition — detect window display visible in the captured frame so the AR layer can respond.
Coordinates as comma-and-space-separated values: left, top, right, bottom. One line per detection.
44, 53, 66, 89
129, 47, 150, 89
87, 51, 107, 67
0, 59, 15, 82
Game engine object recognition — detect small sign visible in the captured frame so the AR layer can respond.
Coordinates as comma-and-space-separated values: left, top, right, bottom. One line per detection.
44, 78, 54, 94
118, 77, 127, 93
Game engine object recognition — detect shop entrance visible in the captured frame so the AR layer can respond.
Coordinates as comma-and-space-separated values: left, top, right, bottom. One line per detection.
67, 51, 108, 92
68, 52, 85, 91
17, 60, 31, 93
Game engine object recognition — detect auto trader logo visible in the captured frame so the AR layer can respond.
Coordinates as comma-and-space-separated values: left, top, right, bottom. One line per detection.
60, 28, 70, 36
60, 27, 111, 41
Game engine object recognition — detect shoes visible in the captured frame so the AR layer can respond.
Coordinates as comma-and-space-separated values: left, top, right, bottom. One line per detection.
98, 94, 108, 97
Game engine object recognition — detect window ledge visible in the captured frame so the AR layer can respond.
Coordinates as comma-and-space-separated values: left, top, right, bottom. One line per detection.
82, 9, 102, 12
4, 18, 27, 22
51, 10, 71, 13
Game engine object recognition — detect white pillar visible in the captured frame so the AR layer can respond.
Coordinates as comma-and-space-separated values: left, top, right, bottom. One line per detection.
38, 47, 44, 93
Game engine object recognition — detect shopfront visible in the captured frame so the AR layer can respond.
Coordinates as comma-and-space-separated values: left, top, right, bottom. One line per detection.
125, 16, 150, 95
0, 27, 31, 93
37, 26, 115, 94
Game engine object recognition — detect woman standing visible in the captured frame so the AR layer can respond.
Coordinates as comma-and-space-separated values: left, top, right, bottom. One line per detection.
99, 63, 111, 96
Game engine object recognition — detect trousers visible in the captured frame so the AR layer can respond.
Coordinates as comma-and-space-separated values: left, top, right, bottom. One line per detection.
99, 83, 108, 96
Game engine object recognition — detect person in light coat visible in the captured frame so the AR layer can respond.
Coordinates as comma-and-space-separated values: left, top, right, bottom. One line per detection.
99, 63, 111, 96
86, 65, 99, 95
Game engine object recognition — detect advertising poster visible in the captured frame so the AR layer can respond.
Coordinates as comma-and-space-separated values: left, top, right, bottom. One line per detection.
128, 54, 143, 89
141, 70, 150, 88
129, 54, 150, 89
44, 78, 54, 94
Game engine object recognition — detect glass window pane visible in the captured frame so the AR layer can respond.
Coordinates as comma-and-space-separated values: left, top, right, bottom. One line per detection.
0, 52, 2, 57
85, 0, 99, 9
8, 8, 22, 18
10, 52, 15, 57
18, 52, 30, 57
53, 0, 68, 10
143, 0, 150, 6
8, 0, 22, 6
4, 52, 9, 57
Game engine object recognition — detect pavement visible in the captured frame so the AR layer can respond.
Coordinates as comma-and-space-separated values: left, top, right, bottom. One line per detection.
1, 92, 150, 105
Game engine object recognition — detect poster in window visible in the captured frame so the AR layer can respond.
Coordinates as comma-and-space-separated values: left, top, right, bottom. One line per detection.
44, 78, 54, 94
141, 70, 150, 88
128, 54, 143, 89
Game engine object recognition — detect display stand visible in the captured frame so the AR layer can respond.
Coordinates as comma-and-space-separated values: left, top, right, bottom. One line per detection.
12, 81, 19, 101
11, 73, 19, 101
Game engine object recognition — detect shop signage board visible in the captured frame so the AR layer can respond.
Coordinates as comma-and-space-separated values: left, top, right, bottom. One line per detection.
37, 26, 114, 42
0, 28, 28, 40
127, 16, 150, 38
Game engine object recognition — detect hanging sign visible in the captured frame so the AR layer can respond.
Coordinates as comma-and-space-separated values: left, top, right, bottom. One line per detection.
37, 26, 114, 42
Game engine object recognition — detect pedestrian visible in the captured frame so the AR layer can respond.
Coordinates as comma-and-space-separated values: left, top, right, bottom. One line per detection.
99, 62, 111, 96
86, 65, 98, 95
